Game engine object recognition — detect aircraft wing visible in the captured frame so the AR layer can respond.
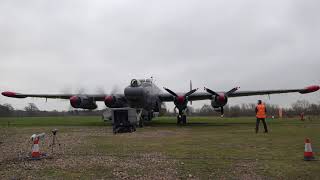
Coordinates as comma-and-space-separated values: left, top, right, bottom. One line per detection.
1, 91, 110, 101
159, 85, 319, 102
3, 85, 319, 102
228, 86, 319, 97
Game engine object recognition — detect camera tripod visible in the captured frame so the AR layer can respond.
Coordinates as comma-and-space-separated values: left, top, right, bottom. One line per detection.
49, 129, 61, 154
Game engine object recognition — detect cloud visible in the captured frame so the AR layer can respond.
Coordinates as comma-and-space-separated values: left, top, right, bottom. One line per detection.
0, 0, 319, 110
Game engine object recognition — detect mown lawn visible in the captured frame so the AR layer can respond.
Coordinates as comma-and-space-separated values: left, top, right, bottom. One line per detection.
0, 116, 319, 179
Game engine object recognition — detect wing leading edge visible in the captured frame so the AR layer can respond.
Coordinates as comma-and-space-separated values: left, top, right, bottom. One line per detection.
158, 85, 319, 102
1, 91, 112, 101
229, 85, 319, 97
2, 85, 319, 102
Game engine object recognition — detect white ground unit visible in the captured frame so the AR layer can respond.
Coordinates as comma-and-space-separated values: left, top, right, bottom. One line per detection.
103, 108, 141, 133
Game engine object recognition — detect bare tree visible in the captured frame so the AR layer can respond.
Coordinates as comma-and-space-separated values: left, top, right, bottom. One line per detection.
24, 103, 40, 112
0, 103, 14, 116
292, 100, 310, 113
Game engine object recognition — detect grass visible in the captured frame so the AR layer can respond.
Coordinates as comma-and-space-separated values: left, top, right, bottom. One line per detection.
0, 116, 104, 127
0, 116, 319, 179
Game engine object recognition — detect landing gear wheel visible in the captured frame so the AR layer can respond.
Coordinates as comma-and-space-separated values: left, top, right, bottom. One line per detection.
113, 126, 119, 134
138, 119, 144, 128
182, 115, 187, 125
177, 115, 182, 125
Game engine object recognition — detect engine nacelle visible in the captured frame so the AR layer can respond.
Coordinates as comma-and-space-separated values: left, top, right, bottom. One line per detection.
104, 95, 127, 108
104, 95, 116, 108
70, 96, 97, 110
211, 94, 228, 108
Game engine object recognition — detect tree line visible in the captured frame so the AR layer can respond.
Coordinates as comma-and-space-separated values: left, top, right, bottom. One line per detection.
163, 100, 320, 117
0, 100, 319, 117
0, 103, 105, 117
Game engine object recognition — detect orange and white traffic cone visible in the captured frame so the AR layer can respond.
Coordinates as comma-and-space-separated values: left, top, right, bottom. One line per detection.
304, 138, 315, 161
30, 133, 45, 160
31, 136, 41, 159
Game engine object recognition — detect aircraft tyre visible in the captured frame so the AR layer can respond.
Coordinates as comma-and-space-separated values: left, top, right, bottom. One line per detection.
177, 116, 181, 125
139, 119, 144, 128
182, 115, 187, 125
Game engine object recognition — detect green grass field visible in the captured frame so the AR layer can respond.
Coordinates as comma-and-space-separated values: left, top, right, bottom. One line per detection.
0, 116, 319, 179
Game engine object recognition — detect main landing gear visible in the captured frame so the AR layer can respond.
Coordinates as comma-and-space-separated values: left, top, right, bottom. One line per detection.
177, 114, 187, 125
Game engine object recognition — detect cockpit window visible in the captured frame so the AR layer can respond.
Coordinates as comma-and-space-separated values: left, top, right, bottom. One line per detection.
130, 79, 141, 87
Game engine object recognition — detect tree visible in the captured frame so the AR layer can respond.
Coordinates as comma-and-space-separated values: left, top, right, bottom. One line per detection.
186, 106, 194, 115
309, 103, 320, 115
229, 105, 241, 117
24, 103, 39, 112
0, 103, 14, 116
292, 100, 310, 113
3, 103, 14, 111
199, 104, 214, 116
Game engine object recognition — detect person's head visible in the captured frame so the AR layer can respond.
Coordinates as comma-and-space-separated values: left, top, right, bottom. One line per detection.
258, 100, 262, 104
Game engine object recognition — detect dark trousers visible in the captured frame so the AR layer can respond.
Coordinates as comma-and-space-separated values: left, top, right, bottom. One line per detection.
256, 118, 268, 133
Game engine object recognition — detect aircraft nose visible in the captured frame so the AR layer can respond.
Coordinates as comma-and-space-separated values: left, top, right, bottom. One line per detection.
124, 87, 145, 100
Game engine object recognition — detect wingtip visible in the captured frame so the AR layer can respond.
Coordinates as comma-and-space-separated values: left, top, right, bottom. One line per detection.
300, 85, 320, 94
1, 91, 17, 97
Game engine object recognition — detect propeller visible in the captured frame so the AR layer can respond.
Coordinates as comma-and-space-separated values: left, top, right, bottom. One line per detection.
204, 86, 240, 97
163, 87, 198, 99
61, 86, 87, 110
204, 87, 240, 96
204, 86, 240, 116
110, 85, 121, 95
95, 86, 106, 95
163, 87, 178, 97
104, 85, 123, 108
76, 87, 88, 95
226, 87, 239, 96
163, 87, 198, 114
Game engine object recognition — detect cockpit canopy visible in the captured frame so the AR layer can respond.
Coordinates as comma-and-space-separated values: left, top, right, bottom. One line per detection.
130, 79, 141, 87
130, 78, 153, 87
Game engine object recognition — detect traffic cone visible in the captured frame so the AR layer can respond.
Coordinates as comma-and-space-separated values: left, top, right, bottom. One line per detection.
31, 137, 41, 159
304, 138, 315, 161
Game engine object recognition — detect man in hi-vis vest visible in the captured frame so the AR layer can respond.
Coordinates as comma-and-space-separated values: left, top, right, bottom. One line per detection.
255, 100, 268, 133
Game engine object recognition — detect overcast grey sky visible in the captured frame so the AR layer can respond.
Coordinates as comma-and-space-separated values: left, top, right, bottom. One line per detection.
0, 0, 319, 111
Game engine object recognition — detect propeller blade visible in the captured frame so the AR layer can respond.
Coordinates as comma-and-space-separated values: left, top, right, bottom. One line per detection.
221, 106, 224, 115
95, 86, 106, 94
110, 85, 121, 95
204, 87, 219, 96
77, 87, 87, 95
185, 88, 198, 97
163, 87, 178, 97
226, 87, 240, 96
190, 80, 193, 105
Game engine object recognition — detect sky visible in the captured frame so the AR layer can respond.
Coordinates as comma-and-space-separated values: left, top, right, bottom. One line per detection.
0, 0, 319, 111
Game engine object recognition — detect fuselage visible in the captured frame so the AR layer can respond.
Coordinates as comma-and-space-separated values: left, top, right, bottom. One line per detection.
124, 79, 162, 112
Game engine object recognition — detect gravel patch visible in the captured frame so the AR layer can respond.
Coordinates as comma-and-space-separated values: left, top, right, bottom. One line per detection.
0, 127, 179, 179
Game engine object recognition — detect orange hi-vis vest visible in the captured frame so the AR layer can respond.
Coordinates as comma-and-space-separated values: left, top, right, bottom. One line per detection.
256, 104, 266, 118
